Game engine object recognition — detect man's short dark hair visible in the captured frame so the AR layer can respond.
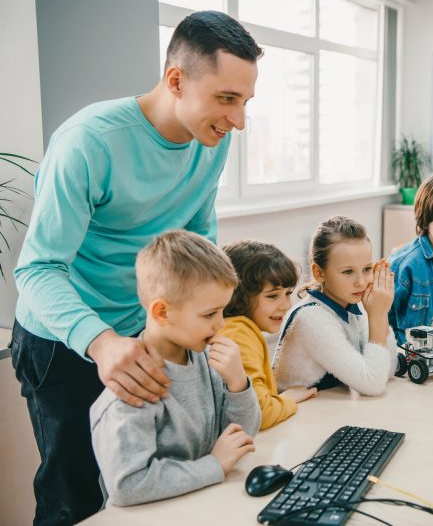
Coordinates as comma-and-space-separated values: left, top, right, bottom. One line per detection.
164, 10, 263, 75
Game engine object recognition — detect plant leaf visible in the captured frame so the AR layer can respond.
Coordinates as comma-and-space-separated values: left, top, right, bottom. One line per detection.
0, 229, 11, 251
0, 152, 37, 280
0, 156, 35, 176
392, 135, 430, 187
0, 153, 38, 163
0, 213, 27, 228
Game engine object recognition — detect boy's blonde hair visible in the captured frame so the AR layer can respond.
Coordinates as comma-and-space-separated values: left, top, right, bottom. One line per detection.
136, 230, 238, 306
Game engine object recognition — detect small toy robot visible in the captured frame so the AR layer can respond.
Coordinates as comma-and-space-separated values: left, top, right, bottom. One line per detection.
395, 326, 433, 384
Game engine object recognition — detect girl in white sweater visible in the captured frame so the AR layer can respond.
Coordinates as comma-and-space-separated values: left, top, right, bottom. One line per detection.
273, 216, 398, 396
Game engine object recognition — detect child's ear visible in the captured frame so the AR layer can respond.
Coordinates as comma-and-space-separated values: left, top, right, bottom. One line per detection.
311, 263, 325, 284
149, 299, 170, 325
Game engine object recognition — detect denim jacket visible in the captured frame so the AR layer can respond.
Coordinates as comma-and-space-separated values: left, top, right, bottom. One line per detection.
388, 235, 433, 344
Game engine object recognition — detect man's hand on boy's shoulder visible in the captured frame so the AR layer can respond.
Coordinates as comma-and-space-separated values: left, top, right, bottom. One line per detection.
87, 330, 170, 407
208, 335, 248, 393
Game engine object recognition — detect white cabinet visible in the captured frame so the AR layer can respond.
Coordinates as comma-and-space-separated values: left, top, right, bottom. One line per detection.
382, 204, 416, 258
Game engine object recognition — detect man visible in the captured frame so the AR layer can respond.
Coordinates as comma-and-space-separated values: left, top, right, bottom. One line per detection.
11, 10, 261, 526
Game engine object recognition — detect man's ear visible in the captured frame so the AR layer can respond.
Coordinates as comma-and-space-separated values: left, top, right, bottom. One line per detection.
311, 263, 325, 283
165, 65, 184, 97
150, 299, 170, 325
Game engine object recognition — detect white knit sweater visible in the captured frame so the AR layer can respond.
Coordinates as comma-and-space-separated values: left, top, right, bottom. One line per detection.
272, 294, 398, 396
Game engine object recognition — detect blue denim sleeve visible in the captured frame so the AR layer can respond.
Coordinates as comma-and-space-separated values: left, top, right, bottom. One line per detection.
390, 264, 431, 344
389, 272, 409, 344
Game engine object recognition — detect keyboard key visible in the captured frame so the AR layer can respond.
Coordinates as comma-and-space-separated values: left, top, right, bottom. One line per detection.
320, 510, 347, 524
298, 484, 311, 492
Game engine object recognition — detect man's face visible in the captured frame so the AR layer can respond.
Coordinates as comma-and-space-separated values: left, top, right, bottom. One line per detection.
170, 51, 258, 146
164, 281, 234, 352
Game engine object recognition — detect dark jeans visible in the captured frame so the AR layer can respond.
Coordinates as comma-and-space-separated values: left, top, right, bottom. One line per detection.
10, 320, 105, 526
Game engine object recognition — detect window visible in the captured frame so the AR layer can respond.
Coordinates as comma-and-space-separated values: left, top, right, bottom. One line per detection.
246, 45, 312, 186
319, 51, 377, 184
238, 0, 314, 36
158, 0, 400, 208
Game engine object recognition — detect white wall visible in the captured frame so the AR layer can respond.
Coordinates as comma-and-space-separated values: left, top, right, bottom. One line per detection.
36, 0, 160, 148
401, 0, 433, 146
0, 4, 43, 524
0, 0, 43, 329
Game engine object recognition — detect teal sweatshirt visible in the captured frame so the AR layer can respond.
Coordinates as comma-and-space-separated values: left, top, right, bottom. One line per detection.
15, 97, 230, 358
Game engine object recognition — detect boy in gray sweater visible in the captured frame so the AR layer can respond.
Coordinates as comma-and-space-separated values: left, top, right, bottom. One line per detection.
90, 230, 261, 507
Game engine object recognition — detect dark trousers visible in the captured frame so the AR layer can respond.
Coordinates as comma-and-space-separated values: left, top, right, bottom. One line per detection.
10, 320, 105, 526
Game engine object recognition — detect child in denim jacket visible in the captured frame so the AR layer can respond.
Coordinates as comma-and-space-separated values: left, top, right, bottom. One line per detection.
389, 175, 433, 344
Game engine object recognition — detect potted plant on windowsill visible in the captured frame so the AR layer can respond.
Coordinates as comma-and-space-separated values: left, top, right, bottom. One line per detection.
0, 153, 37, 278
392, 136, 431, 205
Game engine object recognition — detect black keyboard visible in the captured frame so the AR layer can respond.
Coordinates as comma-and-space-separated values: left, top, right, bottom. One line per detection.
257, 425, 405, 526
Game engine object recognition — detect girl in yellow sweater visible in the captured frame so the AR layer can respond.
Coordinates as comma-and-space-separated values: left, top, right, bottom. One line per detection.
221, 241, 317, 430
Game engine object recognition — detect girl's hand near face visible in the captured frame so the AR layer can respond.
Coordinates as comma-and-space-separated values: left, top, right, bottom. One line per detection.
362, 260, 394, 317
208, 335, 248, 393
362, 260, 394, 345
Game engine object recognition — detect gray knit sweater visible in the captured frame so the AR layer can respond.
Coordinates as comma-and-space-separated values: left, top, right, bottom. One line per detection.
90, 350, 261, 507
272, 293, 398, 396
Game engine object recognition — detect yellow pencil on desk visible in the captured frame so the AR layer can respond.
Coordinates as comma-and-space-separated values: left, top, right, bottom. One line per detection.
368, 475, 433, 508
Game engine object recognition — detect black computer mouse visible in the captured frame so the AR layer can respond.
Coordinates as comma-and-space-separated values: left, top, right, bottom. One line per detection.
245, 464, 294, 497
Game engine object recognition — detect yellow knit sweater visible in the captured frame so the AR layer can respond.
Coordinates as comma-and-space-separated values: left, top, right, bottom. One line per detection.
221, 316, 297, 430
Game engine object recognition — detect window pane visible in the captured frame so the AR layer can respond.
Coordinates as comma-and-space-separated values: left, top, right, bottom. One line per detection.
162, 0, 224, 10
319, 51, 377, 184
320, 0, 378, 51
159, 26, 175, 76
239, 0, 314, 36
246, 45, 312, 185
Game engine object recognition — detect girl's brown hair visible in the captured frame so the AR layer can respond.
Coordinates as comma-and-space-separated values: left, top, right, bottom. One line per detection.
414, 174, 433, 235
223, 240, 299, 318
298, 216, 368, 298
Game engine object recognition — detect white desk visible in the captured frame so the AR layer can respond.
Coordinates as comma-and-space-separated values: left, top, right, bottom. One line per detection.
79, 378, 433, 526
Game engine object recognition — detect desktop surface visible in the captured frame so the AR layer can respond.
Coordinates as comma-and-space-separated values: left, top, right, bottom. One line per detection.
78, 378, 433, 526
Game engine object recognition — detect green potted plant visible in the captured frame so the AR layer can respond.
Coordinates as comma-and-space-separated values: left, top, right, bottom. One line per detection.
0, 153, 37, 278
392, 136, 431, 205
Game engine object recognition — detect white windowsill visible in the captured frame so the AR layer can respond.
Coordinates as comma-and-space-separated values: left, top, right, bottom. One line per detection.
216, 184, 399, 220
